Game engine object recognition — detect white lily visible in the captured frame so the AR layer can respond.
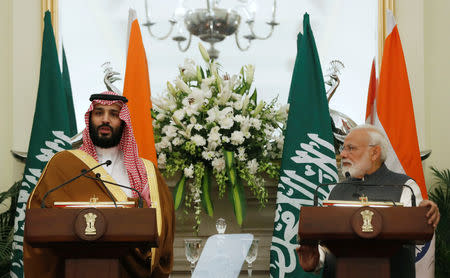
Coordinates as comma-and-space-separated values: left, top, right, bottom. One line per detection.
172, 115, 186, 130
198, 43, 210, 62
245, 64, 255, 86
241, 95, 250, 115
179, 58, 197, 81
210, 63, 222, 92
174, 78, 192, 94
166, 81, 177, 98
197, 66, 203, 82
218, 87, 232, 104
253, 100, 264, 116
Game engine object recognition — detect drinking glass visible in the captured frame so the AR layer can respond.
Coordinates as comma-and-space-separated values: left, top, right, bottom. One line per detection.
184, 238, 202, 274
215, 218, 227, 234
244, 239, 259, 277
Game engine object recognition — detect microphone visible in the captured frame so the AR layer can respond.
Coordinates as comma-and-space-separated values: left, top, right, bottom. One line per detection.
313, 171, 417, 207
313, 182, 335, 206
313, 179, 352, 206
41, 160, 112, 208
346, 172, 416, 207
343, 172, 416, 207
351, 184, 416, 206
344, 171, 351, 179
82, 173, 144, 208
83, 172, 118, 208
313, 172, 352, 206
401, 184, 417, 207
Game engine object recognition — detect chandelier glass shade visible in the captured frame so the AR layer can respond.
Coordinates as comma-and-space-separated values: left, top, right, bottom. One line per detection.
143, 0, 279, 59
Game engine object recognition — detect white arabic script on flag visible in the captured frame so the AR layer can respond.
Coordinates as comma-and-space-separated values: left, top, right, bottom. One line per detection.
270, 133, 337, 278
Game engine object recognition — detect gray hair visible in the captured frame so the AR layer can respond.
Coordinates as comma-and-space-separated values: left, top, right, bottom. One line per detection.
349, 124, 389, 162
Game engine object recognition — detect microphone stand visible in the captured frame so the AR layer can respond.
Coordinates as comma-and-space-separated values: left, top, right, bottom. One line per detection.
41, 160, 111, 208
313, 171, 417, 207
82, 174, 144, 208
83, 172, 117, 208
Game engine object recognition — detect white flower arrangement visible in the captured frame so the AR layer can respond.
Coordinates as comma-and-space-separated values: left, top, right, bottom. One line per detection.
152, 43, 289, 231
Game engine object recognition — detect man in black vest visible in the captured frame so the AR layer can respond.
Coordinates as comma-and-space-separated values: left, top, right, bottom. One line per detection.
297, 124, 440, 278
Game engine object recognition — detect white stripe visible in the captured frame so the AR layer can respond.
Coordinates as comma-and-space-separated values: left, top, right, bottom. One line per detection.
373, 104, 406, 175
386, 9, 396, 37
126, 8, 138, 53
415, 234, 435, 278
400, 179, 423, 206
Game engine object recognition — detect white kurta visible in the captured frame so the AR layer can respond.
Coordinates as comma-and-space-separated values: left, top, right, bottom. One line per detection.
95, 146, 133, 197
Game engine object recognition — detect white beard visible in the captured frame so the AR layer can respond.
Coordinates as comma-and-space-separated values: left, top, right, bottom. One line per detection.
341, 156, 372, 179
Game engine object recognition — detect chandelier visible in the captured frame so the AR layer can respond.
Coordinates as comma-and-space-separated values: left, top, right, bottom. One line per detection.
142, 0, 279, 59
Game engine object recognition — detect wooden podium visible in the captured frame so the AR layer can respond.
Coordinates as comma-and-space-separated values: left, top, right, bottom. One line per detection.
298, 206, 433, 278
25, 207, 158, 278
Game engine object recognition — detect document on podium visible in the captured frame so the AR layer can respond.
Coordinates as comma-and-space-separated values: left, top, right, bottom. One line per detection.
193, 233, 253, 278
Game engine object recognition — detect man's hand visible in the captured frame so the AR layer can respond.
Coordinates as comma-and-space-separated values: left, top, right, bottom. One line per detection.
296, 244, 319, 272
419, 199, 440, 228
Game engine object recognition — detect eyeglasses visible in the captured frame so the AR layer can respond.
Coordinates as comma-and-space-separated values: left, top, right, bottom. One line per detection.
339, 144, 376, 154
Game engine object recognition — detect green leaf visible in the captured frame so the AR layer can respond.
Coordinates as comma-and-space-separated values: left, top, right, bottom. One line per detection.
150, 109, 157, 119
223, 150, 246, 226
224, 150, 236, 184
428, 166, 450, 278
229, 176, 246, 226
0, 181, 20, 276
199, 66, 205, 79
238, 84, 247, 95
173, 175, 186, 210
201, 166, 214, 217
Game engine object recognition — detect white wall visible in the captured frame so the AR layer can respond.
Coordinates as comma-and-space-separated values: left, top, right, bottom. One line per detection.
396, 0, 426, 148
12, 0, 41, 153
423, 0, 450, 183
396, 0, 450, 187
0, 0, 42, 192
0, 0, 13, 192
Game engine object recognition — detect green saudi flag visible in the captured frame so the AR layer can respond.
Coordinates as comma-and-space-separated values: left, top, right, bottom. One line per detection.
11, 11, 75, 278
62, 44, 77, 137
270, 13, 338, 278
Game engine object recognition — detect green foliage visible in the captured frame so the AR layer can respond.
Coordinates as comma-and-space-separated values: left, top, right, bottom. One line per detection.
0, 181, 21, 278
428, 167, 450, 278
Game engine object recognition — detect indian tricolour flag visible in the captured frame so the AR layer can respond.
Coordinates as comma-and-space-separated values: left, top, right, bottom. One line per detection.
270, 13, 338, 278
123, 8, 158, 166
368, 9, 434, 278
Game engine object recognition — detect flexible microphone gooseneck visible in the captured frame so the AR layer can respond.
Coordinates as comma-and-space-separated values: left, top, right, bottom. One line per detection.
40, 160, 112, 208
345, 171, 416, 207
312, 173, 350, 206
81, 172, 117, 208
313, 182, 337, 206
401, 184, 417, 207
351, 191, 397, 207
82, 173, 144, 208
